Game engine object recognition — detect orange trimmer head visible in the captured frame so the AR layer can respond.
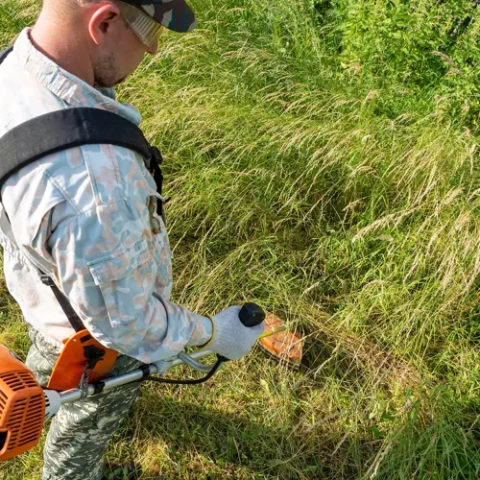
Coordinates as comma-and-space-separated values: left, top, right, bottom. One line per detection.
258, 313, 303, 367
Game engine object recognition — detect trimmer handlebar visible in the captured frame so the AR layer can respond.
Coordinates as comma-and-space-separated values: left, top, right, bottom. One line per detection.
0, 303, 266, 462
58, 303, 265, 403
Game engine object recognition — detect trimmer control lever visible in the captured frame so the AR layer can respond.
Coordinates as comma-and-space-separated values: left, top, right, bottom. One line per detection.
239, 302, 265, 327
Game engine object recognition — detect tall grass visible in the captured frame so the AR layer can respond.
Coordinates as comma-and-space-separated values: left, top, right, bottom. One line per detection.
1, 0, 480, 478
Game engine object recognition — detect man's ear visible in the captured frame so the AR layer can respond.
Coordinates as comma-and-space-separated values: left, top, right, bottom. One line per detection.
88, 3, 123, 45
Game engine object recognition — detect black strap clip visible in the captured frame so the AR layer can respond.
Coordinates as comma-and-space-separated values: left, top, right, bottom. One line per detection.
40, 273, 55, 287
149, 146, 163, 165
83, 345, 106, 370
148, 146, 165, 213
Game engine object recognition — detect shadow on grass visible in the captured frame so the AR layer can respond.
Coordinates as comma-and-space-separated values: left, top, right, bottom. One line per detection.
119, 378, 365, 480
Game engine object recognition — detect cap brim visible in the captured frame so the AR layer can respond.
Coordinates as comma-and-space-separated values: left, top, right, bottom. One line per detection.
151, 0, 197, 32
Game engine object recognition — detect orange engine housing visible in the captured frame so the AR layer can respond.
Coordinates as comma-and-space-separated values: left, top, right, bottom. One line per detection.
0, 344, 45, 461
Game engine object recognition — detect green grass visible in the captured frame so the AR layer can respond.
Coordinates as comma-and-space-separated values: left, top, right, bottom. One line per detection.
2, 0, 480, 478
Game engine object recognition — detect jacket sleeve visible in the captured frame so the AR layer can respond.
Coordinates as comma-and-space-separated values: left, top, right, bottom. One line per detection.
39, 145, 212, 364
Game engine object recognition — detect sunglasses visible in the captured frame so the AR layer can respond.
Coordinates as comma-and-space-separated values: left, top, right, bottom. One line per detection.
117, 1, 162, 48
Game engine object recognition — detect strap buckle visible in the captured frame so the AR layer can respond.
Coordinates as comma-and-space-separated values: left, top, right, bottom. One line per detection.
149, 146, 163, 165
78, 345, 106, 396
40, 273, 55, 287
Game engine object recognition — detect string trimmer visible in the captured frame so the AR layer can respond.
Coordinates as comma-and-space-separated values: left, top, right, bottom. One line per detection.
0, 303, 281, 462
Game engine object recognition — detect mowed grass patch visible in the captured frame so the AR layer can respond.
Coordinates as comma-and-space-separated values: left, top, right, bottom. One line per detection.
1, 0, 480, 478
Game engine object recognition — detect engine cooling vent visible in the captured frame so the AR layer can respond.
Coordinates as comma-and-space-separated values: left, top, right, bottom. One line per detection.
0, 371, 38, 390
0, 368, 45, 461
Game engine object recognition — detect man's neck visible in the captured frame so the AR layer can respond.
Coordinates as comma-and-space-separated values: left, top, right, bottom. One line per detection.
30, 18, 94, 86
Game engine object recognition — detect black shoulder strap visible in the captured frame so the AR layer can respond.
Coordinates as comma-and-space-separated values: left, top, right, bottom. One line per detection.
0, 107, 157, 192
0, 47, 162, 192
0, 47, 13, 65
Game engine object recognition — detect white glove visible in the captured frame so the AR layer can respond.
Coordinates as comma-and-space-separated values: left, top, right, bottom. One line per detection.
204, 306, 265, 360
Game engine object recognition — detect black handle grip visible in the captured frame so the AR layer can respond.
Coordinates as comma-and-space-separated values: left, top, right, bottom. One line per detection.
239, 303, 265, 327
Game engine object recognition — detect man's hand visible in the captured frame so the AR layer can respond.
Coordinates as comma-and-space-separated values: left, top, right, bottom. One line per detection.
204, 306, 265, 360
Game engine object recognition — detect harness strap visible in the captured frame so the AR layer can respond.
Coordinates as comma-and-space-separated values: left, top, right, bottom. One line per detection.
0, 107, 157, 192
0, 47, 13, 64
39, 273, 86, 332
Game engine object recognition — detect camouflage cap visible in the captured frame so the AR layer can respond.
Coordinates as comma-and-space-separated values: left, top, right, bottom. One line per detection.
121, 0, 197, 33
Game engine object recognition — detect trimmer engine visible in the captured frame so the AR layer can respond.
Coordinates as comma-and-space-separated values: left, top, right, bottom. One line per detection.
0, 344, 45, 461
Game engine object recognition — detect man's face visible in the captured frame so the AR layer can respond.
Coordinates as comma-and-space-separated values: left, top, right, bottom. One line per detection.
89, 3, 158, 88
93, 27, 148, 88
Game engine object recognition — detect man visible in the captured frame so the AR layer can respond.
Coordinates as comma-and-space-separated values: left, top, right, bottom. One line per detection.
0, 1, 264, 479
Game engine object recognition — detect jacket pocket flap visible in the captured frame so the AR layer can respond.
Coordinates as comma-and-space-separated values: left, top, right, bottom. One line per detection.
88, 237, 151, 285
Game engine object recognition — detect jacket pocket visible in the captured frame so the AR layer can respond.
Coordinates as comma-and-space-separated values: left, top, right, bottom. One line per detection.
87, 236, 154, 334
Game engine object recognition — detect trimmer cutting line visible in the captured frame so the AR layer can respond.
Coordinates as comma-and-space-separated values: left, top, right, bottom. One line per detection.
258, 325, 287, 339
258, 313, 304, 368
0, 303, 303, 462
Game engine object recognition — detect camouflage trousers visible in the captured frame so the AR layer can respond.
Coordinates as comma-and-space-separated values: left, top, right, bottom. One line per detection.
26, 328, 144, 480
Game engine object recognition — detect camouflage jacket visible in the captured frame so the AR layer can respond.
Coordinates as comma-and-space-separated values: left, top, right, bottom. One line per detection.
0, 29, 212, 363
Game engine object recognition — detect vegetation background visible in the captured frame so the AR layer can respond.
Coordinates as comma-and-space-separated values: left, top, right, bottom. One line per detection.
1, 0, 480, 478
